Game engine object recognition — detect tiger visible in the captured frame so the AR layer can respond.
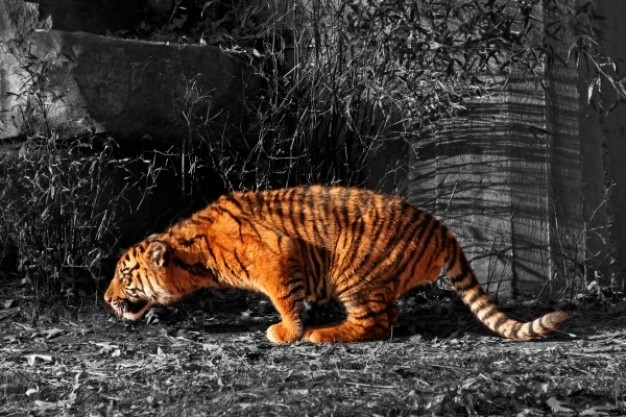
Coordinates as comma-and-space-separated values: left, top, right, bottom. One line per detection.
104, 185, 571, 343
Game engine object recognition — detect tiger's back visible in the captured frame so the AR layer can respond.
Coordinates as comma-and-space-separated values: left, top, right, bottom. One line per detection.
104, 185, 571, 343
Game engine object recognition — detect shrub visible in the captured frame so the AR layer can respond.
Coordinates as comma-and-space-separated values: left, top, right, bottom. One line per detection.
0, 136, 158, 297
164, 0, 552, 190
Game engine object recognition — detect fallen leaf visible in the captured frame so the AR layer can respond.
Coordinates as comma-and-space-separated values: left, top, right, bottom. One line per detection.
24, 354, 53, 366
34, 400, 69, 411
90, 341, 119, 354
46, 328, 65, 339
3, 299, 14, 309
291, 389, 309, 395
547, 397, 574, 414
3, 334, 18, 343
580, 404, 618, 416
461, 377, 477, 390
25, 387, 39, 397
14, 323, 36, 332
202, 343, 220, 351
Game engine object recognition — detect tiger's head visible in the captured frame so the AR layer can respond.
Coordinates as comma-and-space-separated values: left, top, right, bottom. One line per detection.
104, 239, 177, 321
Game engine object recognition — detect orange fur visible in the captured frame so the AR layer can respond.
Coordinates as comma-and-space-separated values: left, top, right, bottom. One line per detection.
104, 185, 571, 343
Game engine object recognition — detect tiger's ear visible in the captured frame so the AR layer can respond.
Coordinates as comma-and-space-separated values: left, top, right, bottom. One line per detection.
147, 241, 170, 268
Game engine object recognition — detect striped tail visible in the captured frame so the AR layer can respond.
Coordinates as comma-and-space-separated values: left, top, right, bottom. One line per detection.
444, 234, 572, 340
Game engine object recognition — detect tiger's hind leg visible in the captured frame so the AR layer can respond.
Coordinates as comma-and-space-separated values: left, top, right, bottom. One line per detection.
302, 299, 395, 343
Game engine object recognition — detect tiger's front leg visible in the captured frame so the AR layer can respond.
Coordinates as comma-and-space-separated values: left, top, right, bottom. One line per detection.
264, 275, 307, 344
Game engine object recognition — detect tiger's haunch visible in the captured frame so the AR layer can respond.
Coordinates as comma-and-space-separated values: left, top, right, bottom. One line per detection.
104, 185, 571, 343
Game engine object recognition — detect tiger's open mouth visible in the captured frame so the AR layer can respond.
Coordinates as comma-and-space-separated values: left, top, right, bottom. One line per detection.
114, 299, 153, 321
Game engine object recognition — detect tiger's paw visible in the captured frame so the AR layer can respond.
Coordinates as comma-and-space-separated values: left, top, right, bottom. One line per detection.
266, 322, 302, 344
302, 327, 340, 344
303, 323, 391, 343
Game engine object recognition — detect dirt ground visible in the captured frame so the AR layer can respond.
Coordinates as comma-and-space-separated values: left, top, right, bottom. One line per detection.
1, 288, 625, 417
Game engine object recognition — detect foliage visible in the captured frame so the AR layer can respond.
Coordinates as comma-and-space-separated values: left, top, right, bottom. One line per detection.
1, 30, 217, 294
4, 0, 624, 290
553, 0, 626, 115
0, 136, 159, 296
123, 0, 626, 191
188, 0, 550, 189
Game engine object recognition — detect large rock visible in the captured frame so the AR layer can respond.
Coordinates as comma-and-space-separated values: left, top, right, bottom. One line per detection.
0, 0, 261, 141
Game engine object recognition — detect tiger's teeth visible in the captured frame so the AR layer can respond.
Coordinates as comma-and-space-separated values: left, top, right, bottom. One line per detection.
121, 303, 152, 321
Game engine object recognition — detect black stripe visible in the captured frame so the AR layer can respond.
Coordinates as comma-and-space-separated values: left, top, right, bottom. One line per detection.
406, 214, 432, 279
471, 297, 492, 315
347, 204, 415, 281
350, 189, 363, 219
379, 211, 430, 289
221, 258, 240, 280
537, 317, 551, 332
272, 196, 284, 226
233, 250, 250, 280
177, 234, 203, 247
454, 276, 478, 293
465, 289, 485, 306
480, 304, 499, 322
449, 251, 473, 285
133, 271, 145, 293
422, 225, 445, 271
217, 206, 242, 226
410, 217, 440, 268
206, 246, 218, 264
241, 191, 258, 216
316, 248, 329, 297
173, 257, 215, 278
247, 222, 264, 241
298, 187, 308, 225
372, 219, 438, 295
493, 314, 510, 333
353, 210, 432, 295
338, 194, 351, 226
140, 266, 158, 293
335, 207, 422, 298
303, 246, 320, 291
197, 215, 215, 224
287, 188, 301, 237
525, 322, 540, 339
281, 279, 305, 301
333, 219, 367, 286
444, 236, 458, 272
224, 194, 244, 212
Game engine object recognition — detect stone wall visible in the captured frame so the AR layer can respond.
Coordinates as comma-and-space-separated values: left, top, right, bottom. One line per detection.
0, 0, 260, 142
